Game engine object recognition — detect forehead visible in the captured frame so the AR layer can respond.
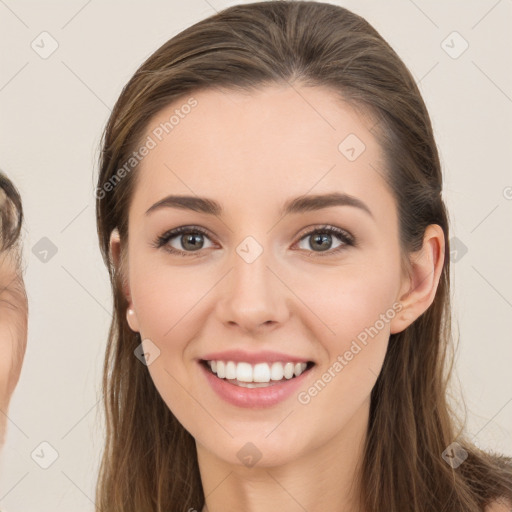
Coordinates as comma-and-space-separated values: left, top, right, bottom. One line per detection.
130, 84, 395, 221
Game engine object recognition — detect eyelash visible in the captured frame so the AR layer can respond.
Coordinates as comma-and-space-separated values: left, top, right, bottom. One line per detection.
152, 224, 356, 258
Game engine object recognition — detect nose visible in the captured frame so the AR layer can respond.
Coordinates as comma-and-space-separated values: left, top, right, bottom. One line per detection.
215, 243, 290, 333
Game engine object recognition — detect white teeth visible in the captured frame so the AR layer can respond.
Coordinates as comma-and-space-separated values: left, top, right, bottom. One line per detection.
253, 363, 271, 383
216, 361, 225, 378
206, 360, 309, 383
236, 362, 253, 382
270, 362, 284, 380
225, 361, 237, 380
283, 362, 294, 379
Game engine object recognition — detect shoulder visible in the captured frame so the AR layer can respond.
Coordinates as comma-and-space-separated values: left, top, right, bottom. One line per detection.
485, 497, 512, 512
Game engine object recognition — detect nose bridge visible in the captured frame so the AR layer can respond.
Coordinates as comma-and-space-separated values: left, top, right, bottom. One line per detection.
216, 233, 289, 329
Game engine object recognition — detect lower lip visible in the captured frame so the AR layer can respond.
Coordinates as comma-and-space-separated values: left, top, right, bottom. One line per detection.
198, 361, 313, 408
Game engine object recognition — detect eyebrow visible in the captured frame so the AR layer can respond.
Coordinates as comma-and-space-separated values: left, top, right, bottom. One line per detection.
145, 192, 374, 219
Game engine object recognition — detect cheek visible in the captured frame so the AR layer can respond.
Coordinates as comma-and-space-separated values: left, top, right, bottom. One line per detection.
0, 326, 15, 412
289, 263, 398, 401
129, 258, 207, 340
287, 257, 401, 343
289, 271, 396, 444
0, 300, 27, 405
0, 361, 10, 412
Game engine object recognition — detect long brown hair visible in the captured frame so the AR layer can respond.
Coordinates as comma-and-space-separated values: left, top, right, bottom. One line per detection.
0, 170, 23, 254
94, 2, 512, 510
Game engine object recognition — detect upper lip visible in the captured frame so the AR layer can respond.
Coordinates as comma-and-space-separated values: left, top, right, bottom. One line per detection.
199, 349, 314, 365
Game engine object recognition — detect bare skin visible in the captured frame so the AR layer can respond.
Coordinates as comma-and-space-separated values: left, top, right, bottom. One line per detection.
110, 84, 445, 512
0, 246, 28, 447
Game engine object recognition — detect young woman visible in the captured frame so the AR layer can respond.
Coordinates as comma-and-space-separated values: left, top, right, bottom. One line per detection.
94, 1, 512, 511
0, 171, 27, 448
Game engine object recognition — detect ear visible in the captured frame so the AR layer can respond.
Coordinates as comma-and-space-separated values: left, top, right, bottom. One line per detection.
390, 224, 445, 334
109, 228, 140, 333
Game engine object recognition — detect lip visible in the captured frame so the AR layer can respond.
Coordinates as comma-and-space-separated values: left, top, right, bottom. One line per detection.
198, 360, 314, 408
199, 349, 313, 365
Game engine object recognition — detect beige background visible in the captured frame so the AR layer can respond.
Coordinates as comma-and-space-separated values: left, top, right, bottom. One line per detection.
1, 0, 511, 510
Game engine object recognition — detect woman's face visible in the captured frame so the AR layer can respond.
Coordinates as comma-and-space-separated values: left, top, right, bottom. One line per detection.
115, 84, 416, 467
0, 248, 27, 445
